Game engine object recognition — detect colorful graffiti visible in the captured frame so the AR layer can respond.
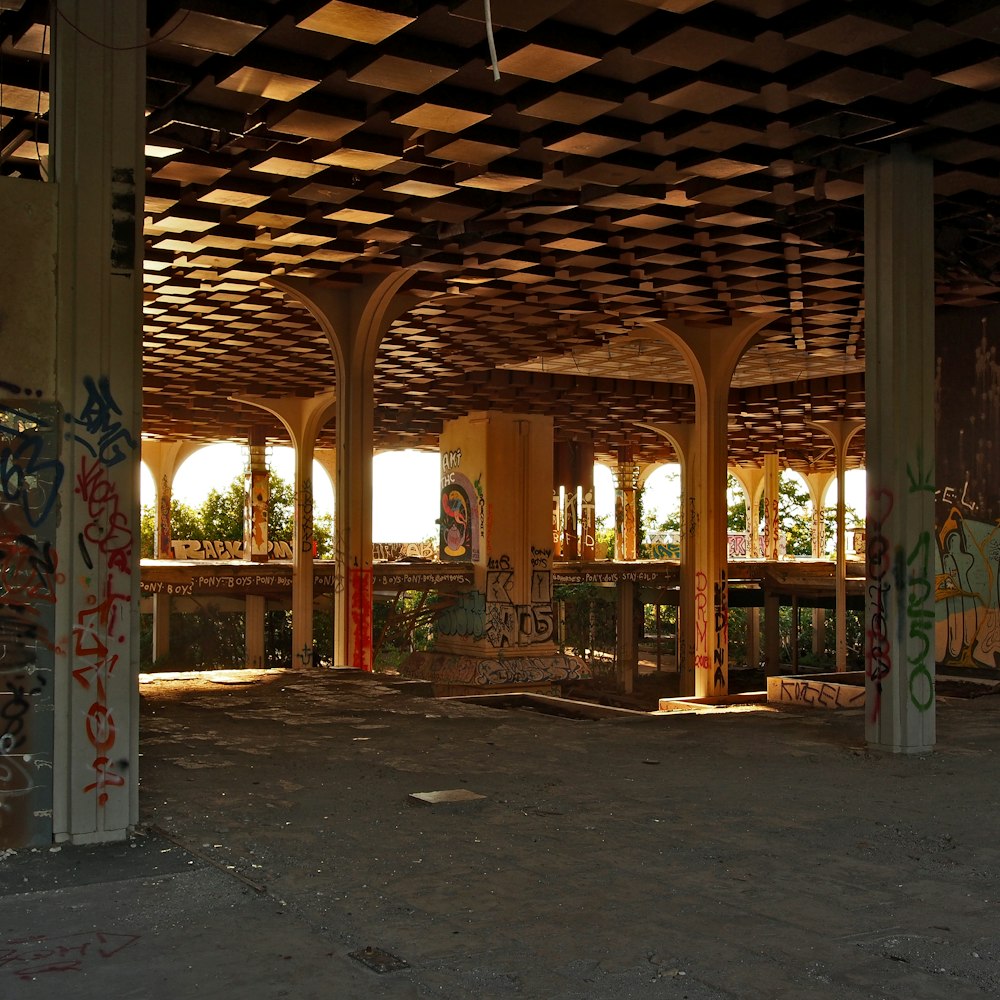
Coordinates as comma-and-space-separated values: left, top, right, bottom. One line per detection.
0, 390, 61, 845
936, 507, 1000, 668
440, 471, 480, 562
934, 309, 1000, 671
350, 565, 374, 671
482, 549, 554, 648
169, 539, 294, 560
72, 455, 132, 806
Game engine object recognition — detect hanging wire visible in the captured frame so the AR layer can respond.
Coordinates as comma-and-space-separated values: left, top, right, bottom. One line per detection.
53, 4, 191, 51
483, 0, 500, 82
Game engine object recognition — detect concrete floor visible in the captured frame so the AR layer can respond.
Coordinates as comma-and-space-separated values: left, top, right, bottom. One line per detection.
3, 669, 1000, 999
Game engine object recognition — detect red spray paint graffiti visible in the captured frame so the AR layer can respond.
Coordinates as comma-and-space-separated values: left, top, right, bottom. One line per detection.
350, 565, 374, 672
694, 569, 709, 670
73, 457, 132, 805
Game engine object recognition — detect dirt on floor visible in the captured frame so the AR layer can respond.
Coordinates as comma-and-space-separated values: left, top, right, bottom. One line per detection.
3, 667, 1000, 999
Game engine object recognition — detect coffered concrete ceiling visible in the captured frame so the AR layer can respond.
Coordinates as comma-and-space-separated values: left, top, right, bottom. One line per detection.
5, 0, 1000, 469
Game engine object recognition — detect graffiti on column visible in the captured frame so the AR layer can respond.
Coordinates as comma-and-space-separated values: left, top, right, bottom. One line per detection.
522, 545, 554, 643
551, 487, 560, 554
562, 489, 577, 555
1, 387, 62, 844
764, 497, 780, 558
440, 468, 480, 562
694, 569, 709, 671
436, 590, 486, 639
73, 454, 132, 806
67, 373, 137, 808
248, 470, 269, 559
483, 549, 553, 647
580, 486, 596, 558
63, 375, 137, 468
485, 554, 516, 647
298, 478, 314, 555
906, 527, 935, 713
712, 570, 728, 689
865, 487, 894, 724
349, 564, 374, 671
474, 473, 485, 540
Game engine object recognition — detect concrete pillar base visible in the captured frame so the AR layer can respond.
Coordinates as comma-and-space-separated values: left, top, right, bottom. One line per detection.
402, 650, 589, 696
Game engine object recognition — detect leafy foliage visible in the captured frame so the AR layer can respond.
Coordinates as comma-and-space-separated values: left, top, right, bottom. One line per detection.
141, 471, 332, 557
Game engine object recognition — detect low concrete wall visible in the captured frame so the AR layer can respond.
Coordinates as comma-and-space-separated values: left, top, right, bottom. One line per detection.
767, 672, 865, 709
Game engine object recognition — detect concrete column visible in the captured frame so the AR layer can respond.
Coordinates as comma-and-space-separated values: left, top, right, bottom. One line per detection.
638, 424, 693, 692
809, 422, 864, 672
731, 464, 765, 670
640, 316, 772, 697
406, 412, 587, 691
614, 448, 639, 561
764, 589, 781, 676
576, 440, 597, 561
243, 427, 268, 668
553, 441, 573, 558
799, 469, 836, 658
142, 440, 202, 559
142, 440, 201, 665
265, 274, 415, 669
244, 426, 270, 562
731, 464, 765, 556
762, 454, 780, 560
245, 596, 266, 670
234, 393, 337, 668
50, 1, 145, 843
863, 147, 936, 753
616, 579, 637, 693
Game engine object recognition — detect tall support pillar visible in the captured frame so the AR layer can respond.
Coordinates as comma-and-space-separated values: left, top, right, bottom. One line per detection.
810, 422, 864, 671
638, 424, 693, 691
245, 426, 270, 562
265, 274, 415, 669
799, 470, 836, 657
234, 394, 337, 668
640, 316, 772, 697
142, 440, 200, 667
731, 465, 766, 669
616, 580, 637, 693
613, 448, 639, 561
405, 412, 587, 692
863, 147, 936, 753
553, 441, 573, 558
50, 2, 145, 843
731, 464, 765, 556
762, 454, 780, 560
244, 427, 269, 669
576, 440, 597, 561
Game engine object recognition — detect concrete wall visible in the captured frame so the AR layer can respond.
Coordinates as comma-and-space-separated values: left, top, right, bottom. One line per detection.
0, 177, 58, 846
935, 306, 1000, 669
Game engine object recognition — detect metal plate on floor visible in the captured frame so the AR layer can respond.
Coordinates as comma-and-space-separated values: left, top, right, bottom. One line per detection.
349, 946, 410, 974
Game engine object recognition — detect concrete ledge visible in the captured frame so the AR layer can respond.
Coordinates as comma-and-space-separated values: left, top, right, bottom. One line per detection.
443, 692, 653, 720
658, 692, 767, 712
766, 672, 866, 709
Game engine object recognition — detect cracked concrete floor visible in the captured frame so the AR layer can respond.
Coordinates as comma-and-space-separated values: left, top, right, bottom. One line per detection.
3, 668, 1000, 999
